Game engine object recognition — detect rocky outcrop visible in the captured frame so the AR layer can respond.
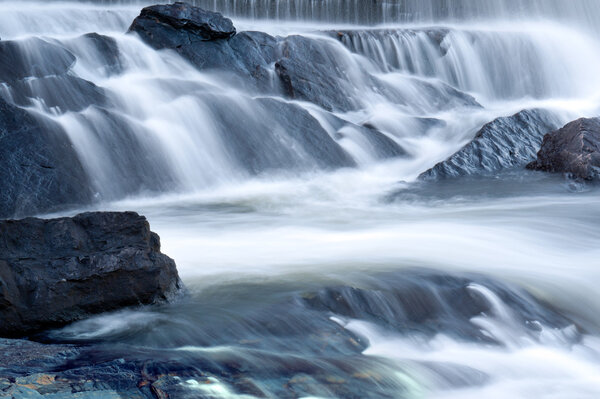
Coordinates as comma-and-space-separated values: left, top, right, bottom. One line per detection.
0, 97, 93, 219
0, 212, 182, 337
128, 3, 479, 113
420, 109, 562, 179
527, 117, 600, 181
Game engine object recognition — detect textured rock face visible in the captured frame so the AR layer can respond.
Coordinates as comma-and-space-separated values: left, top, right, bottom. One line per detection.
421, 109, 561, 179
0, 212, 182, 337
129, 2, 236, 44
0, 97, 93, 219
527, 117, 600, 181
0, 33, 128, 218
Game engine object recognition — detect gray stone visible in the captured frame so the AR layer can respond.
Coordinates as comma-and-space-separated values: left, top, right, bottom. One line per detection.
421, 109, 561, 179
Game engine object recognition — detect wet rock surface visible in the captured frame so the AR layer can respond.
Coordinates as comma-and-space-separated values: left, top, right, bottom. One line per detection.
130, 1, 236, 44
128, 2, 479, 113
0, 97, 92, 219
0, 38, 76, 82
527, 117, 600, 181
421, 109, 562, 179
62, 33, 124, 77
0, 211, 182, 337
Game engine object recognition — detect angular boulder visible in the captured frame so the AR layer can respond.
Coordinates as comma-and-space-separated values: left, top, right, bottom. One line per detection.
0, 212, 182, 337
420, 109, 561, 179
527, 117, 600, 181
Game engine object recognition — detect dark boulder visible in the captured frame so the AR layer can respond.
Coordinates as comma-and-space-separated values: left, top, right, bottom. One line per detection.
0, 212, 182, 337
0, 97, 93, 219
129, 2, 235, 46
527, 117, 600, 180
421, 109, 562, 179
129, 3, 277, 91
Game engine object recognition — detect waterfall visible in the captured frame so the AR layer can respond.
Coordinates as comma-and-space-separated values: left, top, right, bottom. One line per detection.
1, 1, 600, 398
1, 1, 599, 202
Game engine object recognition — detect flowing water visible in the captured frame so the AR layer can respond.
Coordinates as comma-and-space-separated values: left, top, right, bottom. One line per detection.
1, 1, 600, 398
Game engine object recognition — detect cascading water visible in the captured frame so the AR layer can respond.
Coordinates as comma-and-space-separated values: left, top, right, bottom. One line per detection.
1, 0, 600, 398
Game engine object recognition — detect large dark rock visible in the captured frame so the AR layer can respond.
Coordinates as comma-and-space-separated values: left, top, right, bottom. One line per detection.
0, 97, 93, 219
421, 109, 562, 179
0, 212, 182, 337
129, 2, 277, 91
527, 117, 600, 181
129, 2, 235, 45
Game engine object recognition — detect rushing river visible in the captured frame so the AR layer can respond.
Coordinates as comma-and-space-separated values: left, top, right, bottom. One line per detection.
2, 0, 600, 398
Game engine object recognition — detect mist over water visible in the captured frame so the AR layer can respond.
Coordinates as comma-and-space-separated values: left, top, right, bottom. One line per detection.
2, 0, 600, 398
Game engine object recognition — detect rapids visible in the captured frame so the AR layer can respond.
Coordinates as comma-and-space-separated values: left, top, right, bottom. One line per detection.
1, 1, 600, 398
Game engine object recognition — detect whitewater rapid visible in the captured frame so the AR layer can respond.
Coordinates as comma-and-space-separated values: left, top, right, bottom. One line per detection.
2, 1, 600, 398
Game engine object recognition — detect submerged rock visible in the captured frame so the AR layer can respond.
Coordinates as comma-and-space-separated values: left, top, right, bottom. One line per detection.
0, 37, 76, 82
421, 109, 561, 179
301, 269, 573, 343
527, 117, 600, 181
63, 33, 124, 77
7, 74, 107, 112
0, 269, 578, 398
0, 212, 182, 337
0, 97, 93, 219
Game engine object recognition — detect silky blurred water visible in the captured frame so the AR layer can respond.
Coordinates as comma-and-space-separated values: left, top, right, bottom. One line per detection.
2, 1, 600, 397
